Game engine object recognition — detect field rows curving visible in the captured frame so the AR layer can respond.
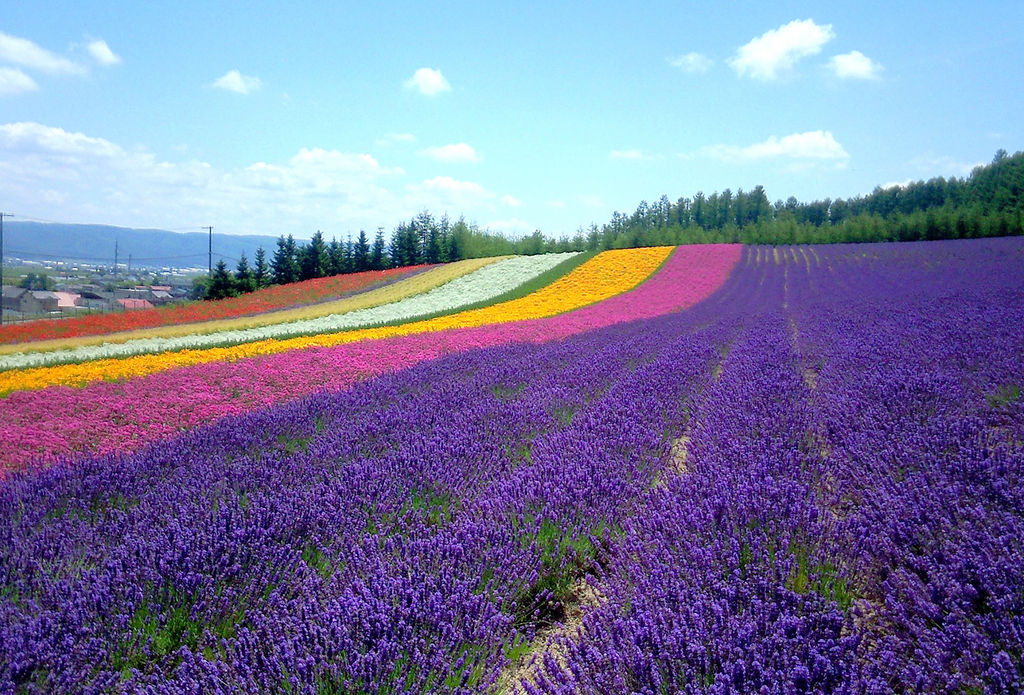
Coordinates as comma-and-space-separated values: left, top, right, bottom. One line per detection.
515, 240, 1024, 692
0, 258, 501, 355
0, 263, 435, 347
0, 247, 673, 396
0, 245, 737, 470
0, 253, 580, 370
1, 239, 1022, 693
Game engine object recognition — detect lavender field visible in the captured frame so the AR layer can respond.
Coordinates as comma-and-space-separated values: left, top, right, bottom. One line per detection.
2, 238, 1023, 694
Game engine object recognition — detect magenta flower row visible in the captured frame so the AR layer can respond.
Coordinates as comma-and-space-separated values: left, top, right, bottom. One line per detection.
1, 245, 742, 472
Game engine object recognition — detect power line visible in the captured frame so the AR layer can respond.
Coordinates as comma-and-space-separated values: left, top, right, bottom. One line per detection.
203, 226, 213, 277
0, 212, 7, 326
4, 213, 277, 271
5, 249, 211, 263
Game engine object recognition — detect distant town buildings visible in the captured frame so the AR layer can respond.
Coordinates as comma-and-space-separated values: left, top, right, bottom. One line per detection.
2, 287, 59, 315
1, 282, 190, 323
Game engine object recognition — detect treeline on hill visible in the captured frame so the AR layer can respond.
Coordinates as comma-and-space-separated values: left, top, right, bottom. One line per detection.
202, 149, 1024, 300
582, 148, 1024, 250
204, 214, 467, 300
201, 211, 583, 300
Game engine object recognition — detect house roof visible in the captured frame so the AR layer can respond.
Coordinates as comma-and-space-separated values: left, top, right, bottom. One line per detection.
116, 298, 155, 310
53, 291, 80, 309
1, 286, 27, 299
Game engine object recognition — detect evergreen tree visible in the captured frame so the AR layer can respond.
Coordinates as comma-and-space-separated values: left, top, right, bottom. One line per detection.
285, 235, 300, 279
390, 222, 420, 267
253, 247, 270, 289
234, 253, 255, 293
424, 224, 442, 264
343, 235, 354, 274
370, 228, 387, 270
272, 235, 298, 285
437, 214, 452, 262
299, 231, 329, 281
328, 238, 344, 275
353, 230, 370, 272
414, 211, 434, 257
388, 225, 403, 267
207, 259, 237, 300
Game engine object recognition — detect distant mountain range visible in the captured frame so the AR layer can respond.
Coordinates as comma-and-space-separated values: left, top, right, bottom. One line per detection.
3, 222, 285, 270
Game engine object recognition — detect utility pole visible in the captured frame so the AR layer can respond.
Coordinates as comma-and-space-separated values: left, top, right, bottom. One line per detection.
114, 238, 119, 285
0, 211, 6, 326
203, 226, 213, 277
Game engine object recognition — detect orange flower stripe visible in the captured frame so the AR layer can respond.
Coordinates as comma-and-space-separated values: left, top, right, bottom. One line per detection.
0, 247, 672, 394
0, 257, 500, 355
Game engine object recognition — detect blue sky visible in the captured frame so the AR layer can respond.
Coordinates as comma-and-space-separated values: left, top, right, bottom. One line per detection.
1, 1, 1022, 239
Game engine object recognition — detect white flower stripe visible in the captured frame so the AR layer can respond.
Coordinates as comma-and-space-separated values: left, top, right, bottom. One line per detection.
0, 253, 579, 370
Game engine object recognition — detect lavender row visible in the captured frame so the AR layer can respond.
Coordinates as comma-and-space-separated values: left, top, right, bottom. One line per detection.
0, 289, 735, 693
524, 239, 1024, 694
2, 238, 1022, 694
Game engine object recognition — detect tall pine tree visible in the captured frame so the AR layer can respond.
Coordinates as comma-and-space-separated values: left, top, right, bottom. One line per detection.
253, 247, 270, 289
298, 231, 330, 281
370, 228, 387, 270
353, 230, 370, 272
234, 252, 255, 293
328, 238, 344, 275
272, 235, 298, 285
207, 259, 237, 300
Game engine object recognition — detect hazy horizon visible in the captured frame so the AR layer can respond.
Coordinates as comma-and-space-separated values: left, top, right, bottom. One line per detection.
2, 2, 1022, 237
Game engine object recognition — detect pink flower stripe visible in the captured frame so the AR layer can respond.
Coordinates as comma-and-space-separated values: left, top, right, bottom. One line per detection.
1, 245, 741, 472
0, 265, 430, 345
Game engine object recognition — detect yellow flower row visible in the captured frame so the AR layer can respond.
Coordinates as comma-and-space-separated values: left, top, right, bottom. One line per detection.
0, 257, 502, 356
0, 247, 672, 394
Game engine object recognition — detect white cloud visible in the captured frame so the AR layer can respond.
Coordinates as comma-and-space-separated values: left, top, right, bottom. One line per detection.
0, 121, 125, 158
286, 148, 398, 179
1, 122, 550, 238
610, 149, 645, 160
828, 50, 881, 80
0, 31, 84, 75
0, 121, 422, 236
405, 176, 493, 206
704, 130, 849, 162
376, 132, 416, 146
908, 154, 985, 178
0, 67, 38, 96
881, 155, 985, 190
484, 218, 534, 236
577, 194, 604, 208
729, 19, 835, 80
610, 148, 662, 161
880, 179, 913, 190
87, 39, 121, 66
419, 142, 481, 163
212, 69, 262, 95
669, 52, 713, 74
404, 67, 451, 96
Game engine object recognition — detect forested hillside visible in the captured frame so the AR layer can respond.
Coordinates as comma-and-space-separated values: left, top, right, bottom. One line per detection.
200, 150, 1024, 300
365, 149, 1024, 259
589, 149, 1024, 248
538, 149, 1024, 250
